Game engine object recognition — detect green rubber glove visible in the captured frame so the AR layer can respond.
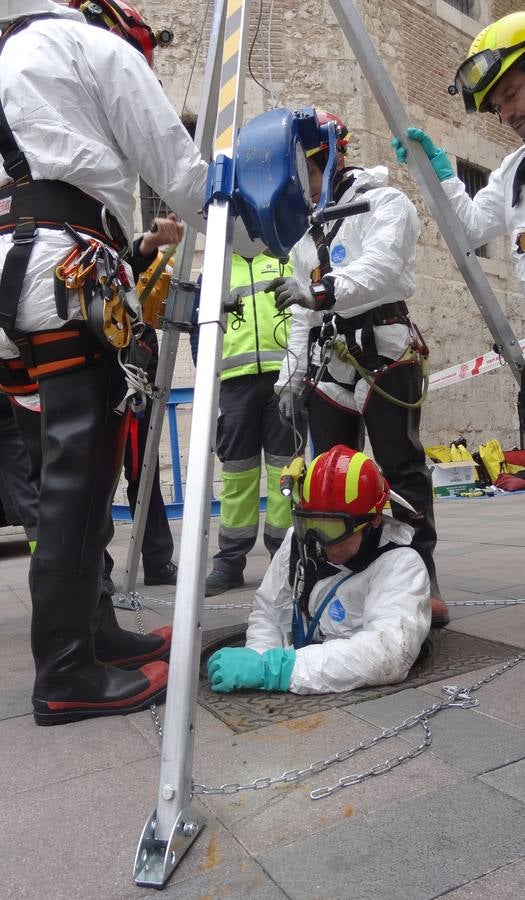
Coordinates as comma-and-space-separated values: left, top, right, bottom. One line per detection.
207, 647, 296, 693
391, 127, 454, 182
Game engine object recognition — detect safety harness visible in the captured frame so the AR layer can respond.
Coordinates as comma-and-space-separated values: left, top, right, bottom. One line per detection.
305, 170, 429, 409
0, 14, 130, 394
288, 526, 402, 649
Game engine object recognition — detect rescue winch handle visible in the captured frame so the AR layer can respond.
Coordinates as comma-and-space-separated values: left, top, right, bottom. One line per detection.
330, 0, 525, 386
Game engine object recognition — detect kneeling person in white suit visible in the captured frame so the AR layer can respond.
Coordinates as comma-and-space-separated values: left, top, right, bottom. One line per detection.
208, 445, 431, 695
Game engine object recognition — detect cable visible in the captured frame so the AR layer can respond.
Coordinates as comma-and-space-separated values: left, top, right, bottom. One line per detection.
181, 0, 212, 118
248, 0, 270, 94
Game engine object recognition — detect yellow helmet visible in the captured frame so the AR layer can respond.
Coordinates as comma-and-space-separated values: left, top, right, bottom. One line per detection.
451, 12, 525, 113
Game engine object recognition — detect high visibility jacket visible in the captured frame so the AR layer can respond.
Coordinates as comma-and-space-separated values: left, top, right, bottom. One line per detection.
221, 254, 294, 381
245, 519, 431, 694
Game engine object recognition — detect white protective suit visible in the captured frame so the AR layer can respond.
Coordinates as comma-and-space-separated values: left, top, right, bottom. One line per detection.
441, 145, 525, 286
245, 519, 431, 694
275, 166, 420, 411
0, 2, 260, 357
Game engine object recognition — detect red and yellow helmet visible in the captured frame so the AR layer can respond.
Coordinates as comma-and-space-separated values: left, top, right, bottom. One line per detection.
305, 109, 350, 159
69, 1, 173, 68
293, 445, 389, 547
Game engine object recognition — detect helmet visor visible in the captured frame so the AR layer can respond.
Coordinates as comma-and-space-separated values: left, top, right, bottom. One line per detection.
454, 41, 525, 95
292, 510, 372, 547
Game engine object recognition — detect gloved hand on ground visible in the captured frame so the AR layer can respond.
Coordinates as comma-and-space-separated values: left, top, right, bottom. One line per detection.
207, 646, 296, 692
391, 127, 454, 182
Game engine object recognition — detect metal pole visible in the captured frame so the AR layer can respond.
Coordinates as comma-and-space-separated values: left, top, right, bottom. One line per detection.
134, 0, 252, 888
329, 0, 525, 384
115, 0, 227, 606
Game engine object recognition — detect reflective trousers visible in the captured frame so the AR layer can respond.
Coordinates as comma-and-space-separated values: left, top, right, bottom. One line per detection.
213, 372, 307, 577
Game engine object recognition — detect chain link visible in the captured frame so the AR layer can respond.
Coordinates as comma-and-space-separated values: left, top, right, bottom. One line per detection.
447, 599, 525, 607
131, 594, 164, 739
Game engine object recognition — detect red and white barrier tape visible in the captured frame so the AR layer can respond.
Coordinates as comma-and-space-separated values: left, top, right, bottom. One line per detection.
429, 339, 525, 392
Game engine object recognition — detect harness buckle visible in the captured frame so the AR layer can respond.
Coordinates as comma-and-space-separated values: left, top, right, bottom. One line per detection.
12, 218, 37, 244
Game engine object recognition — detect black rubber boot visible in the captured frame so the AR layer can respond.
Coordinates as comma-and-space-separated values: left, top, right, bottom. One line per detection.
94, 591, 172, 669
20, 349, 168, 725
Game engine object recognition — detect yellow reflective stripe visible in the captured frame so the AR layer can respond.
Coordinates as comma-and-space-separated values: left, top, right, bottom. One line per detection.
215, 0, 243, 152
302, 452, 323, 504
344, 451, 368, 505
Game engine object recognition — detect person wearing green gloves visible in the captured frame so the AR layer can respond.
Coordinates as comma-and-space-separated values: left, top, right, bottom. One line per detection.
392, 12, 525, 291
208, 445, 430, 695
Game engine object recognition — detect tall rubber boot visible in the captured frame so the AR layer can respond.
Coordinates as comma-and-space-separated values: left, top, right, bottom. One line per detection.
94, 591, 172, 669
23, 349, 168, 725
363, 360, 449, 628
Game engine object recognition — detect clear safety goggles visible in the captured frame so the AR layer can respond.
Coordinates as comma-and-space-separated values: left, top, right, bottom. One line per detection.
453, 41, 525, 95
292, 509, 373, 547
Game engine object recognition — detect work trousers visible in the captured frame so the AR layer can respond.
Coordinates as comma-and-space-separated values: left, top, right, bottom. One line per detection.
213, 371, 306, 577
308, 359, 440, 597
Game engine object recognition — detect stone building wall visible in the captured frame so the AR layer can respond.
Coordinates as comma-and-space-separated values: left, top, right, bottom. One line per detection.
135, 0, 525, 500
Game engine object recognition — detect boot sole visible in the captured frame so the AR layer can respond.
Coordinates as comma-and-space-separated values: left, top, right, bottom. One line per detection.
32, 685, 167, 726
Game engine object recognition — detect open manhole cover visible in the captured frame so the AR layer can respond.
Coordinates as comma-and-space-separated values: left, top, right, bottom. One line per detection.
198, 627, 525, 733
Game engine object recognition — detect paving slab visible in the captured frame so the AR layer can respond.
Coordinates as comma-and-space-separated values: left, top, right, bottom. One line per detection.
480, 759, 525, 804
257, 779, 525, 900
448, 603, 525, 646
138, 858, 287, 900
346, 687, 525, 775
194, 708, 463, 855
442, 857, 525, 899
0, 758, 246, 900
0, 628, 34, 719
418, 660, 525, 727
0, 712, 156, 799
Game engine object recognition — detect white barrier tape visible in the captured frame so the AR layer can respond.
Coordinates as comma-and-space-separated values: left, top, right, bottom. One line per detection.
429, 339, 525, 392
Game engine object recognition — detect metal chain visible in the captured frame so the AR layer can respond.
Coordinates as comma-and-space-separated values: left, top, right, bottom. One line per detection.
130, 593, 252, 611
130, 595, 164, 738
126, 588, 525, 783
447, 599, 525, 607
192, 652, 525, 801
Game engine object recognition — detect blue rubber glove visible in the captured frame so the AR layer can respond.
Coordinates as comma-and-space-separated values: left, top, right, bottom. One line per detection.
207, 647, 296, 693
391, 127, 454, 182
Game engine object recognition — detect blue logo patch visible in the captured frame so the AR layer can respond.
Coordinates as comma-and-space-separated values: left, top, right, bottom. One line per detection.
328, 598, 346, 622
330, 243, 347, 265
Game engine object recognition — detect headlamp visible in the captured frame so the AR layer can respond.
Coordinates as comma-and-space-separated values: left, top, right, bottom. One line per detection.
155, 28, 174, 48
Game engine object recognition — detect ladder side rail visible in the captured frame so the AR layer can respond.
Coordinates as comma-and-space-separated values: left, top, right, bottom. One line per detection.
330, 0, 525, 383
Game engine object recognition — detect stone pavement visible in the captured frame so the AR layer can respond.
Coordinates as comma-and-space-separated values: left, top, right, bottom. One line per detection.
1, 494, 524, 899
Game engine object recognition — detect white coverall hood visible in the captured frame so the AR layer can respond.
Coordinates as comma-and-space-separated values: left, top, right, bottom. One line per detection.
0, 1, 80, 26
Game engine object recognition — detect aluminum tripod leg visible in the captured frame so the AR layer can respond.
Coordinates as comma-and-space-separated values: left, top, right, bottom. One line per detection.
114, 0, 227, 608
329, 0, 525, 386
134, 0, 252, 888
